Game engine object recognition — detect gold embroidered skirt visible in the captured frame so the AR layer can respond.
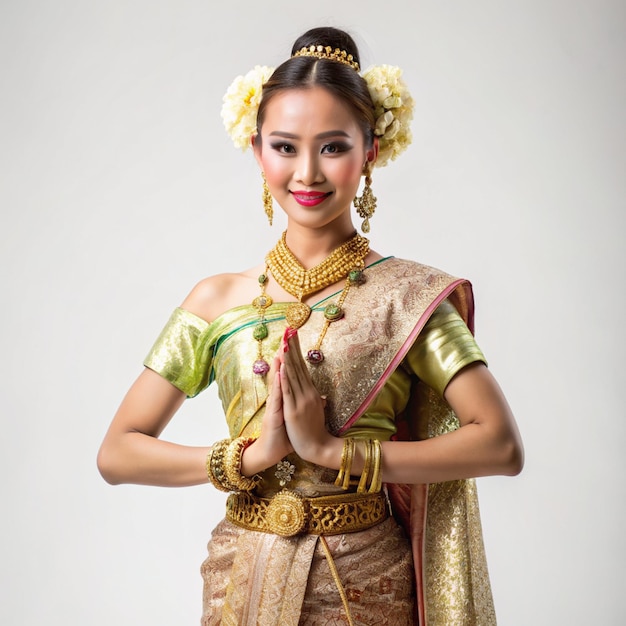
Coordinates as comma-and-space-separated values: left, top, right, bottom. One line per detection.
200, 516, 415, 626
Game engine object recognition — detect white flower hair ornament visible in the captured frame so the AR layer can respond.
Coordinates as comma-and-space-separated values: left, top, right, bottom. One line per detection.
221, 65, 275, 151
221, 53, 414, 167
362, 64, 414, 167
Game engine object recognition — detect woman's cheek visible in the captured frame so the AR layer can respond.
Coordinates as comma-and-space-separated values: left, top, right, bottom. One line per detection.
331, 159, 365, 188
261, 155, 288, 187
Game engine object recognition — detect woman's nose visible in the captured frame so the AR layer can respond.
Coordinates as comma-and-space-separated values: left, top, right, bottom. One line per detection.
295, 152, 324, 186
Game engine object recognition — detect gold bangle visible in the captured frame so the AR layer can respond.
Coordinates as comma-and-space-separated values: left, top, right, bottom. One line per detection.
206, 439, 233, 492
357, 439, 373, 494
224, 437, 261, 491
369, 439, 383, 493
334, 437, 355, 490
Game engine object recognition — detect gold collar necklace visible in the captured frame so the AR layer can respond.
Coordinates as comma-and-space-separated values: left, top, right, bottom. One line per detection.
251, 231, 369, 374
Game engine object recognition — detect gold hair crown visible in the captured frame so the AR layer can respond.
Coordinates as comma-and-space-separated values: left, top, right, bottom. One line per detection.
293, 45, 360, 72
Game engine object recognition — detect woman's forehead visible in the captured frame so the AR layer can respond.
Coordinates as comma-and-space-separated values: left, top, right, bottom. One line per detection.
261, 87, 361, 136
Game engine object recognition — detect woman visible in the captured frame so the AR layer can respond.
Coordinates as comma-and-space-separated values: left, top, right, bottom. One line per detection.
98, 26, 523, 625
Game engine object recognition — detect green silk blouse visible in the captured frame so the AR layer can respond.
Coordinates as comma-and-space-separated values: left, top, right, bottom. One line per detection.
144, 299, 485, 441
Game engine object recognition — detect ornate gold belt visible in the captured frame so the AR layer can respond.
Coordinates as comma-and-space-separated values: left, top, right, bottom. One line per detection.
226, 489, 389, 537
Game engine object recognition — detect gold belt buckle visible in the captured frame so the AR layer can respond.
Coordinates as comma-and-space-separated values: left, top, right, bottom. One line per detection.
265, 490, 307, 537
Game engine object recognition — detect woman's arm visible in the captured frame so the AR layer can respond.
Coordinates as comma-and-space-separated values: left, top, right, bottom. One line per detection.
378, 362, 524, 483
279, 332, 524, 485
97, 368, 211, 486
98, 272, 295, 486
97, 279, 225, 487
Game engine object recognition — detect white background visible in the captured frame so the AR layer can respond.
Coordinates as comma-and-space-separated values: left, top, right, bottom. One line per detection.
1, 1, 624, 624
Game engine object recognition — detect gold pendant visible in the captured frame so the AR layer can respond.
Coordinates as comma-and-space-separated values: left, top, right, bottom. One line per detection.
266, 489, 306, 537
285, 302, 311, 328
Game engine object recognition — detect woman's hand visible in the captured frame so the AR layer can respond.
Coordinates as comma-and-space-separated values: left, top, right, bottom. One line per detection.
240, 357, 294, 476
279, 330, 343, 469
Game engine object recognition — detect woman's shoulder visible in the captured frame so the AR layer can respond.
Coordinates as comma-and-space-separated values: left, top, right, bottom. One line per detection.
179, 264, 264, 323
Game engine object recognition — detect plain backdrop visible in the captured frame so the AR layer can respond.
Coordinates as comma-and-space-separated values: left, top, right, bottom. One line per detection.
1, 1, 624, 624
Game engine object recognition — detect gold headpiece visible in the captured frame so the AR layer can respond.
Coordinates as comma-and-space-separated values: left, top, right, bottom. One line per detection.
292, 45, 360, 72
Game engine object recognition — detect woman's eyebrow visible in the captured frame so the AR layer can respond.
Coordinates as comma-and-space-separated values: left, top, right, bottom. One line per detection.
268, 130, 351, 139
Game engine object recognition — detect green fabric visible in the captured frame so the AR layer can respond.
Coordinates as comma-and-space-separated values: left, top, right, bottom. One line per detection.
143, 299, 485, 438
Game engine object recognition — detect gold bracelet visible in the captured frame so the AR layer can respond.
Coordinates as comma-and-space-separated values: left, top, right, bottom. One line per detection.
357, 439, 373, 493
334, 437, 355, 490
223, 437, 261, 491
369, 439, 383, 493
206, 439, 233, 492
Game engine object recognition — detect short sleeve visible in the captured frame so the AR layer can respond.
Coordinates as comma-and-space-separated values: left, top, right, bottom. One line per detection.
143, 307, 213, 397
403, 299, 487, 397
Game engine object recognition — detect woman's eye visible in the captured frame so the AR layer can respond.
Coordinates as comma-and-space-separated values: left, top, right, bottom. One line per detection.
321, 143, 349, 154
270, 143, 296, 154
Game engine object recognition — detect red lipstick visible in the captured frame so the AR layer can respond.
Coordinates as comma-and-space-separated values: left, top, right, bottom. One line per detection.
291, 190, 331, 207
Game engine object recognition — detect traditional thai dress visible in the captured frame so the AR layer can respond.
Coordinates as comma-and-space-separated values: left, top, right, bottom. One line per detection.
145, 258, 497, 625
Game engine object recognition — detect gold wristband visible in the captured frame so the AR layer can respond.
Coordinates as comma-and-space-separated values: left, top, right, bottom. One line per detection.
207, 437, 261, 493
357, 439, 372, 493
223, 437, 261, 491
369, 439, 383, 493
206, 439, 233, 492
334, 437, 355, 490
354, 439, 383, 494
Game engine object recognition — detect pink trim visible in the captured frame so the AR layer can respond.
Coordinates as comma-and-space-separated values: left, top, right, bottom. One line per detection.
411, 483, 429, 625
338, 279, 469, 435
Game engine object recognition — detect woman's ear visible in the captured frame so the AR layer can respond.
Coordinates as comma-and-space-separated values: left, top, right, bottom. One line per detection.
251, 133, 263, 168
365, 136, 379, 168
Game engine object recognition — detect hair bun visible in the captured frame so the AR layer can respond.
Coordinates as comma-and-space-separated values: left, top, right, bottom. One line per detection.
291, 27, 361, 68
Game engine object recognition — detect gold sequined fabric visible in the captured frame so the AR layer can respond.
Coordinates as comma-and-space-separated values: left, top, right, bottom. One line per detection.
145, 258, 496, 624
408, 382, 497, 624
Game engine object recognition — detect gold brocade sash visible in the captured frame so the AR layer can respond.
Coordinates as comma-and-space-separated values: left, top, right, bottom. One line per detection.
221, 531, 318, 626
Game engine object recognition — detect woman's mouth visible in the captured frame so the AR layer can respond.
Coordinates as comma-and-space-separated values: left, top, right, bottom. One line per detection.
290, 190, 332, 207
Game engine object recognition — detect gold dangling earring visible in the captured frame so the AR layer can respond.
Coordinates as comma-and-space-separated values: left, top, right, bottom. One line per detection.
353, 166, 377, 233
262, 172, 273, 226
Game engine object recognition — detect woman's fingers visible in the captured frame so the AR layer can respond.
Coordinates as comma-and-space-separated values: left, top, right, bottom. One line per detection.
283, 331, 314, 394
267, 356, 282, 396
279, 361, 293, 402
276, 335, 334, 465
264, 357, 284, 426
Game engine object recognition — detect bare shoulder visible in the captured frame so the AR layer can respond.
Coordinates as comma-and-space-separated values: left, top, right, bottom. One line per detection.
180, 264, 265, 323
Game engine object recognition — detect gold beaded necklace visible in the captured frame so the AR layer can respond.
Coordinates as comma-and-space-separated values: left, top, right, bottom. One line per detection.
251, 231, 369, 374
267, 231, 369, 328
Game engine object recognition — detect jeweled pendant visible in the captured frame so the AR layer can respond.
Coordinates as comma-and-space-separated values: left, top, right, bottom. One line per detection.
275, 459, 296, 487
285, 302, 311, 328
253, 323, 268, 340
252, 359, 270, 375
253, 294, 273, 310
306, 349, 324, 364
323, 303, 344, 321
349, 269, 365, 285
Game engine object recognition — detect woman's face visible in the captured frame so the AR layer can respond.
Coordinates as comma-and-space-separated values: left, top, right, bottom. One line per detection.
253, 87, 377, 231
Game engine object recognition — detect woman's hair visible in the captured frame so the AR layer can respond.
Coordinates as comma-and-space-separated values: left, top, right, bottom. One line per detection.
256, 27, 376, 145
